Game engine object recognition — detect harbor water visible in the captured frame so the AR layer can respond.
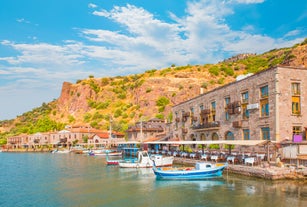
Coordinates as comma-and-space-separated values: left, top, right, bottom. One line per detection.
1, 152, 306, 207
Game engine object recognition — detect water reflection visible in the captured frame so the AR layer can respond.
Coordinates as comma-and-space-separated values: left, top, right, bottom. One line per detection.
155, 178, 226, 191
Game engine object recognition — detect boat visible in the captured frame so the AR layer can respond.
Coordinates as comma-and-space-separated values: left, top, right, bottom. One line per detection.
89, 149, 122, 156
152, 162, 227, 180
118, 151, 174, 168
106, 159, 122, 165
51, 149, 70, 154
106, 156, 138, 165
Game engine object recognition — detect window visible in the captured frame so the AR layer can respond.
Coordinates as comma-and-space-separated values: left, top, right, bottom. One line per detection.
243, 129, 250, 140
293, 126, 302, 135
210, 101, 216, 122
293, 126, 303, 141
291, 83, 301, 115
190, 107, 196, 125
260, 85, 269, 117
260, 85, 268, 98
199, 104, 204, 111
291, 83, 300, 95
199, 105, 204, 125
175, 112, 178, 129
212, 133, 219, 140
242, 91, 249, 103
225, 97, 230, 121
225, 131, 234, 140
241, 91, 249, 119
261, 127, 270, 140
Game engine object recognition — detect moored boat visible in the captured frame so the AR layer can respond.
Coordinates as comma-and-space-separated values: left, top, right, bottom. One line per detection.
152, 162, 227, 180
89, 149, 122, 156
52, 149, 70, 154
118, 151, 174, 168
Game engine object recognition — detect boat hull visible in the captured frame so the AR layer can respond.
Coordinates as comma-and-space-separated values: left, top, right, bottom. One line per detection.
106, 160, 121, 165
153, 163, 227, 180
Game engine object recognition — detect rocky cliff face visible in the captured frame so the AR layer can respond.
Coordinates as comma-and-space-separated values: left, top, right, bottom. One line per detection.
53, 73, 211, 126
57, 81, 92, 115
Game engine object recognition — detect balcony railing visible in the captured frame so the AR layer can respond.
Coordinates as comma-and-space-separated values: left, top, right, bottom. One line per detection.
233, 121, 242, 128
192, 121, 220, 130
60, 138, 68, 143
182, 128, 188, 133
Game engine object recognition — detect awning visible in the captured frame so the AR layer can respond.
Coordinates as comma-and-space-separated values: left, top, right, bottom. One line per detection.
144, 140, 270, 146
116, 141, 141, 144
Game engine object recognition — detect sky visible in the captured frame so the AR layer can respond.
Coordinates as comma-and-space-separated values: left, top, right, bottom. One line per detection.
0, 0, 306, 120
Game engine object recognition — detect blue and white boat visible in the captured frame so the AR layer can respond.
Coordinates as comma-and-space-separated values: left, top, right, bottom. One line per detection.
152, 162, 227, 180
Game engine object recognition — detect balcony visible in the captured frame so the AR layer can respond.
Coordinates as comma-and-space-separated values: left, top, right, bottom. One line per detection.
182, 117, 187, 122
182, 128, 188, 134
60, 138, 68, 143
200, 109, 211, 115
192, 121, 220, 131
233, 121, 242, 128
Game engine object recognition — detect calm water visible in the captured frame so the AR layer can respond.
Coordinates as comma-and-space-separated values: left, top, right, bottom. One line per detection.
1, 153, 307, 207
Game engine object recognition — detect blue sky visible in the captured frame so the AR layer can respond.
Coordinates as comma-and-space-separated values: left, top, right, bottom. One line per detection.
0, 0, 306, 120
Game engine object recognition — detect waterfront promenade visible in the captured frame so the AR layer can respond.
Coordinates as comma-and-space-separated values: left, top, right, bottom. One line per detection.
173, 157, 307, 180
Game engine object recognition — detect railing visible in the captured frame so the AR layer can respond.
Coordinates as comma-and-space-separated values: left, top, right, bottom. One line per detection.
192, 121, 220, 130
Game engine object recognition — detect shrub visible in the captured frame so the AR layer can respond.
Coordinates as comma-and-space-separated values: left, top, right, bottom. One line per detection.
209, 66, 219, 76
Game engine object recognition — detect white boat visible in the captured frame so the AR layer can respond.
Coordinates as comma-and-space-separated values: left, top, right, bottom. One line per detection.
88, 149, 122, 156
52, 149, 70, 154
118, 151, 174, 168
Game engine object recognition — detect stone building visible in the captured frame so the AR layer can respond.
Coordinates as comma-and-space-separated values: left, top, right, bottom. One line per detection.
172, 66, 307, 143
126, 118, 168, 142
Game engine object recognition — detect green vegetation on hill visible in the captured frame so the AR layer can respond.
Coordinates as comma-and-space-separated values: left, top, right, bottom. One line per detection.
0, 39, 306, 145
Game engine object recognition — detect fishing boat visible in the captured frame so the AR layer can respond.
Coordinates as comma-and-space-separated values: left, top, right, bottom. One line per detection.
106, 159, 122, 165
106, 156, 138, 165
88, 149, 122, 156
152, 162, 227, 180
118, 151, 174, 168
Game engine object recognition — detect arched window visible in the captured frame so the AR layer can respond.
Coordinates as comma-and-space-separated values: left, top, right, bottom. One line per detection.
225, 131, 234, 140
200, 133, 206, 141
212, 133, 219, 140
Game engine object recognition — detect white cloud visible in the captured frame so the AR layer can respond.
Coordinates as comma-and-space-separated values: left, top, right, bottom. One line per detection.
16, 18, 31, 24
88, 3, 97, 8
284, 29, 301, 37
235, 0, 265, 4
1, 41, 85, 66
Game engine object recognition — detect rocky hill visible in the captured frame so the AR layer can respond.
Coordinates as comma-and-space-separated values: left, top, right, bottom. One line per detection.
0, 39, 306, 140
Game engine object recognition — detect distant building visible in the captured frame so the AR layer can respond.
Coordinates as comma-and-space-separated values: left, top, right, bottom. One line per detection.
126, 118, 168, 142
6, 125, 124, 149
88, 131, 125, 147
